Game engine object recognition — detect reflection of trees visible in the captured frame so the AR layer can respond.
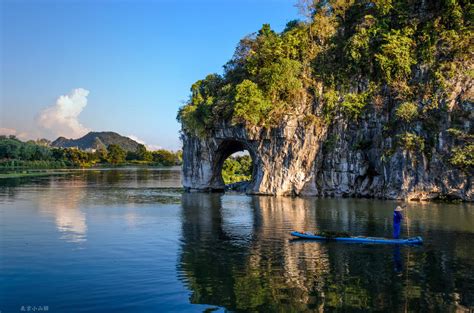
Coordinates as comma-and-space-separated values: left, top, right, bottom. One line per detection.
0, 175, 54, 201
179, 195, 474, 312
179, 193, 242, 308
179, 195, 329, 311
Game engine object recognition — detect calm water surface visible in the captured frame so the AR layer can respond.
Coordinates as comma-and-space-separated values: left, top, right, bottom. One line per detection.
0, 168, 473, 312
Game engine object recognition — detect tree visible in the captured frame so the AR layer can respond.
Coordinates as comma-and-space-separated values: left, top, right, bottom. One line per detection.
63, 148, 91, 167
0, 137, 21, 159
232, 80, 271, 127
221, 155, 252, 184
375, 28, 416, 83
450, 144, 474, 170
94, 147, 108, 163
177, 0, 472, 132
396, 102, 418, 122
107, 144, 126, 164
151, 149, 179, 166
35, 138, 51, 146
259, 58, 302, 103
136, 144, 152, 162
177, 74, 226, 137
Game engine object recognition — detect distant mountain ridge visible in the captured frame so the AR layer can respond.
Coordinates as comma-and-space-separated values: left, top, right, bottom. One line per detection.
52, 132, 141, 152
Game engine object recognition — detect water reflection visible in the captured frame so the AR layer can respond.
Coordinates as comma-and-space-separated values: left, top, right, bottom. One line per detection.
393, 246, 403, 273
179, 193, 474, 312
1, 169, 472, 312
0, 168, 183, 245
37, 178, 88, 243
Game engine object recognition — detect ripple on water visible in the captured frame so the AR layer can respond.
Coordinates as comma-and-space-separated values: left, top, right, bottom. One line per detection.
1, 169, 473, 312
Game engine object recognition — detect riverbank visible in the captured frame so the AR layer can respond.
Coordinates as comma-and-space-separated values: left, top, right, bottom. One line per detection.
0, 165, 181, 179
0, 171, 62, 179
0, 160, 180, 169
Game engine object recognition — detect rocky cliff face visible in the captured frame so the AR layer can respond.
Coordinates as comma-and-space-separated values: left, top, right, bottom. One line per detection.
182, 117, 327, 196
182, 77, 473, 201
315, 106, 472, 201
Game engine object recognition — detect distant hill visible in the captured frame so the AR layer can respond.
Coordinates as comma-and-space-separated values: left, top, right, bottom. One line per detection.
52, 132, 141, 152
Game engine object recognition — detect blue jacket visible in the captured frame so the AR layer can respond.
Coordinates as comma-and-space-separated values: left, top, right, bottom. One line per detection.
393, 211, 403, 225
393, 211, 403, 238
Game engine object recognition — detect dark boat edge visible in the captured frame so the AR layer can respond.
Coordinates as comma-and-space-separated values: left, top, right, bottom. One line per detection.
290, 231, 424, 245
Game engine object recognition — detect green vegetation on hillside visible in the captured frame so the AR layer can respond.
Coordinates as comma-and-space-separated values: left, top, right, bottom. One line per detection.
447, 128, 474, 169
52, 131, 142, 152
177, 0, 472, 169
0, 136, 182, 168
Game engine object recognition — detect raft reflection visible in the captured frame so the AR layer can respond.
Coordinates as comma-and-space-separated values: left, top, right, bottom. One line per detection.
178, 193, 474, 312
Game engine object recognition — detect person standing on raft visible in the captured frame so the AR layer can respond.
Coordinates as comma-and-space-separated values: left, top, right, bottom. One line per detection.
393, 206, 404, 239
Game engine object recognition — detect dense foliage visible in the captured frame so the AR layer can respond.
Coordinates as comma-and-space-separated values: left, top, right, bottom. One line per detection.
221, 155, 252, 184
447, 128, 474, 169
0, 136, 182, 168
178, 0, 472, 170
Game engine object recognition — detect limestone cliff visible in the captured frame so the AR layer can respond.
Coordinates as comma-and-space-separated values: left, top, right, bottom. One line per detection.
181, 77, 472, 201
179, 1, 473, 201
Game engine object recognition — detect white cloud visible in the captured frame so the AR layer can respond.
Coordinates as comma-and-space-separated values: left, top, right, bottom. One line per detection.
0, 127, 17, 136
0, 127, 29, 140
127, 135, 146, 145
37, 88, 90, 139
145, 144, 163, 151
128, 135, 162, 151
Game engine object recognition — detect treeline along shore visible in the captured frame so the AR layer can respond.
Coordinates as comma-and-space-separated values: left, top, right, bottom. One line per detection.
0, 136, 182, 169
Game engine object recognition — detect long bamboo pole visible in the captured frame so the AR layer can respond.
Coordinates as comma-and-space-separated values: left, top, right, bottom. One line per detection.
404, 204, 409, 313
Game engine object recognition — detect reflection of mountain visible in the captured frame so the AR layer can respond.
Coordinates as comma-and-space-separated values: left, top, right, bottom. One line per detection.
178, 194, 474, 312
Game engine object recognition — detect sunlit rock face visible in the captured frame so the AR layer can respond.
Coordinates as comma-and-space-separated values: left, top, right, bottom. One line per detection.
181, 84, 473, 201
316, 109, 473, 201
182, 117, 326, 196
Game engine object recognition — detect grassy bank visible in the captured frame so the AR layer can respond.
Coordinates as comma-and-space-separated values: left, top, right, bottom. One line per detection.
0, 160, 69, 169
0, 159, 181, 170
0, 171, 63, 179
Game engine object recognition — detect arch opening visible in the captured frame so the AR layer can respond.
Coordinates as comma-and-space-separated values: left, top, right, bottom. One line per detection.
211, 140, 256, 192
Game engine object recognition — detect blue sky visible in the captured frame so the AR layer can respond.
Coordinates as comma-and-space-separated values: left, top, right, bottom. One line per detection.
0, 0, 300, 150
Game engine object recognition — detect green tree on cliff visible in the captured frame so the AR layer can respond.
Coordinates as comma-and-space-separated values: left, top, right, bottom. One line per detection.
178, 0, 472, 137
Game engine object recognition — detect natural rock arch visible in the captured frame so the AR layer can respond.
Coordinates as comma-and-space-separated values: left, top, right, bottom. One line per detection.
209, 139, 257, 191
181, 111, 473, 200
181, 121, 325, 195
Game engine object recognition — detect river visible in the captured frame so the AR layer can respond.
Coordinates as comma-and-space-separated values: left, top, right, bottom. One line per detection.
0, 167, 473, 312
